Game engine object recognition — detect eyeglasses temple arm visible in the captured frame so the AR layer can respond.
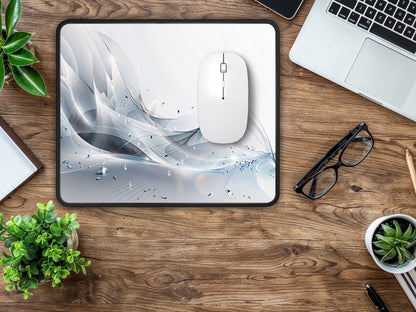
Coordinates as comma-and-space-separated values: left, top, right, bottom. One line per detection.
294, 123, 365, 192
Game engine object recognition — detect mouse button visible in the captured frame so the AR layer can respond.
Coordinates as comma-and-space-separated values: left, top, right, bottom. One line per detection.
220, 63, 227, 73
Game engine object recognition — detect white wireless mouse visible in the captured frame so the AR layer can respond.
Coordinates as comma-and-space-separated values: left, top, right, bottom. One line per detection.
198, 51, 249, 144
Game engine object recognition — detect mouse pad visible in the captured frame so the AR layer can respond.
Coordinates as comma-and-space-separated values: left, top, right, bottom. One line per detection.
57, 20, 279, 206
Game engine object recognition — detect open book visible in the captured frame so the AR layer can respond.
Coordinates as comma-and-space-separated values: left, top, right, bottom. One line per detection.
0, 116, 42, 203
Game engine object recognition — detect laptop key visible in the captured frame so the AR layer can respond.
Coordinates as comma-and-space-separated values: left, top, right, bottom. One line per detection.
358, 16, 373, 29
356, 2, 367, 13
404, 26, 416, 37
365, 0, 376, 4
335, 0, 358, 9
409, 2, 416, 13
376, 0, 387, 10
365, 7, 377, 18
385, 3, 396, 15
329, 2, 341, 14
375, 11, 387, 22
339, 6, 351, 19
385, 16, 396, 27
395, 8, 406, 20
394, 21, 406, 32
370, 22, 416, 53
398, 0, 410, 8
388, 0, 398, 3
349, 11, 361, 23
404, 13, 416, 25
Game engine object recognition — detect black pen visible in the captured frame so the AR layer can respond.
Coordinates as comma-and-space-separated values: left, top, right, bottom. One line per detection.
365, 285, 389, 312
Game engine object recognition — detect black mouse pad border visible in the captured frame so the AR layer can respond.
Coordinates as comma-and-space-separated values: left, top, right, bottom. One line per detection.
56, 19, 280, 207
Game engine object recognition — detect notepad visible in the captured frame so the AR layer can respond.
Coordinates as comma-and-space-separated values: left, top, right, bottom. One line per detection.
0, 116, 42, 203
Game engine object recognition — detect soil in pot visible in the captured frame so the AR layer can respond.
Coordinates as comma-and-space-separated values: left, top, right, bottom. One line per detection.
372, 217, 416, 265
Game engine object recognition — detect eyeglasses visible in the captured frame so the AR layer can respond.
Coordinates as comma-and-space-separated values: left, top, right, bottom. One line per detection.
294, 122, 373, 199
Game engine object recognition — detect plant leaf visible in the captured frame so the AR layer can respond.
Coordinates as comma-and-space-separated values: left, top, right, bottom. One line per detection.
407, 239, 416, 249
45, 212, 58, 224
23, 248, 36, 261
5, 0, 21, 37
56, 234, 66, 245
11, 65, 48, 97
46, 200, 55, 212
22, 215, 31, 223
0, 1, 3, 43
37, 203, 45, 209
397, 246, 404, 265
374, 249, 388, 256
381, 247, 397, 262
49, 223, 62, 237
25, 232, 37, 243
69, 221, 80, 229
13, 215, 22, 226
60, 218, 69, 228
5, 237, 17, 248
375, 234, 395, 246
3, 32, 32, 54
30, 262, 39, 275
381, 223, 396, 237
373, 241, 392, 250
394, 220, 403, 239
408, 230, 416, 243
0, 53, 5, 92
403, 224, 413, 241
399, 246, 415, 261
8, 49, 38, 66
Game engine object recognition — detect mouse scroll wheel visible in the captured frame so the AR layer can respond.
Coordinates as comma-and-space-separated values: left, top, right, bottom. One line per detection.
220, 63, 227, 73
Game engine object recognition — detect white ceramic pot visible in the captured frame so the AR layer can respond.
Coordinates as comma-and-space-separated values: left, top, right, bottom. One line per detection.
365, 214, 416, 274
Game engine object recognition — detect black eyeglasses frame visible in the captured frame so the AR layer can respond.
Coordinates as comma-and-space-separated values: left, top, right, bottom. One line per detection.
294, 122, 373, 199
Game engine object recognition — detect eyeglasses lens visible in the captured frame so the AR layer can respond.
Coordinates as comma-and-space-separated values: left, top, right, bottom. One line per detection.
303, 167, 337, 199
341, 130, 373, 166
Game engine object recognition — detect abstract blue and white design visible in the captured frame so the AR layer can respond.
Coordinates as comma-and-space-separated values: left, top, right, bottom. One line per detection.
59, 24, 277, 204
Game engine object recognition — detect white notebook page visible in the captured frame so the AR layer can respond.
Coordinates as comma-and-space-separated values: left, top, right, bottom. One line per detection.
0, 126, 37, 201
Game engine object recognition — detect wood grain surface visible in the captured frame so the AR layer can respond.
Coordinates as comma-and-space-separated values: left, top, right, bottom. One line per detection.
1, 0, 416, 311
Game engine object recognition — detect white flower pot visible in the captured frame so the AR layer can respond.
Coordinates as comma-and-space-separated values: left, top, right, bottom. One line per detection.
365, 214, 416, 274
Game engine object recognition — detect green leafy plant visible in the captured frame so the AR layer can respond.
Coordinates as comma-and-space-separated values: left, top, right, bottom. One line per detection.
373, 220, 416, 266
0, 0, 48, 96
0, 201, 90, 299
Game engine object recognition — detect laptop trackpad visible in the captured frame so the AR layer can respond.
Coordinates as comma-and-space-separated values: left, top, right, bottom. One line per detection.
346, 38, 416, 108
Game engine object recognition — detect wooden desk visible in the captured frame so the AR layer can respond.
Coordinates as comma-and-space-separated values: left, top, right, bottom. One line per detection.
0, 0, 415, 311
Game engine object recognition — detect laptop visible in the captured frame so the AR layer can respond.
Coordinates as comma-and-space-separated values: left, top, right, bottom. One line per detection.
290, 0, 416, 122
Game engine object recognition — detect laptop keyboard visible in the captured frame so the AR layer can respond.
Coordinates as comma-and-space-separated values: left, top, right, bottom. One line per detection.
328, 0, 416, 53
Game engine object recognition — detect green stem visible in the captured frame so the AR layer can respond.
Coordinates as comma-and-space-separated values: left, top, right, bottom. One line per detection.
395, 239, 411, 245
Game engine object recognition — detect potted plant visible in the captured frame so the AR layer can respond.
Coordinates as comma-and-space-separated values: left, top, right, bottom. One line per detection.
365, 214, 416, 274
0, 201, 90, 299
0, 0, 48, 96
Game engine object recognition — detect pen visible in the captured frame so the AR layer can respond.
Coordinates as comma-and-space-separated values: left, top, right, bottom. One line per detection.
406, 147, 416, 195
365, 285, 389, 312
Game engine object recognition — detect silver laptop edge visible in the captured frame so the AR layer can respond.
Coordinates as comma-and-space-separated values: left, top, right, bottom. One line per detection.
290, 0, 416, 122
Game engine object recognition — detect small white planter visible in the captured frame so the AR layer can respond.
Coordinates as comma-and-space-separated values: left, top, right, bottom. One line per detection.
365, 214, 416, 274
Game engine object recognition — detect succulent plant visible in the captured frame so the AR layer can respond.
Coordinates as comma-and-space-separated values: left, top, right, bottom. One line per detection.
373, 220, 416, 266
